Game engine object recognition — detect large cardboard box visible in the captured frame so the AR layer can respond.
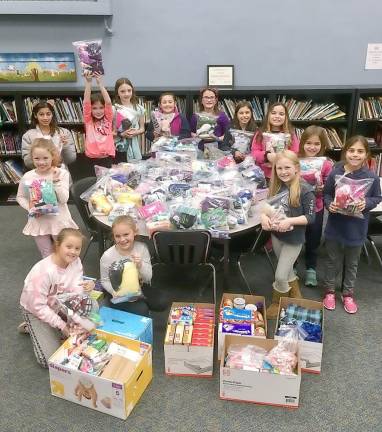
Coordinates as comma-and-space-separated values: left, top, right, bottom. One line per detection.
97, 306, 153, 345
274, 297, 324, 374
217, 293, 267, 360
164, 302, 215, 377
220, 335, 301, 408
48, 331, 152, 419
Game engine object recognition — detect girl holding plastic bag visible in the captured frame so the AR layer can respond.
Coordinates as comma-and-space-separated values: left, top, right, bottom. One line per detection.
145, 92, 191, 142
251, 102, 299, 179
22, 100, 76, 170
113, 77, 145, 163
17, 139, 78, 258
323, 136, 381, 314
220, 101, 258, 163
19, 228, 95, 368
298, 126, 333, 287
260, 150, 315, 318
190, 87, 230, 151
100, 216, 167, 316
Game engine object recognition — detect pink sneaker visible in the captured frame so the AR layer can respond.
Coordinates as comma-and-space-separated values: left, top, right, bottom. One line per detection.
341, 295, 358, 314
323, 293, 336, 310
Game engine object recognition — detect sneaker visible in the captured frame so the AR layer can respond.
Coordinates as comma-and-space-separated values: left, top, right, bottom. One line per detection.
323, 293, 336, 310
305, 268, 318, 287
17, 321, 29, 334
341, 295, 358, 314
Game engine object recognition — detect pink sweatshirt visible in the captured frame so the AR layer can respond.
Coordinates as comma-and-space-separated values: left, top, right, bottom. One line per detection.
83, 101, 115, 158
251, 131, 299, 178
20, 255, 84, 330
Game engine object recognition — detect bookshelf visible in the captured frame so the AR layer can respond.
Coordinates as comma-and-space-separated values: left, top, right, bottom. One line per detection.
0, 86, 381, 205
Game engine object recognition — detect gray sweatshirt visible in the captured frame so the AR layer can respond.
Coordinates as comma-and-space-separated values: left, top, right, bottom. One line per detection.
100, 242, 152, 296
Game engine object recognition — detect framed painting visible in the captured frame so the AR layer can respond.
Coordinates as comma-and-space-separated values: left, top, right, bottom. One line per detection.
0, 52, 76, 82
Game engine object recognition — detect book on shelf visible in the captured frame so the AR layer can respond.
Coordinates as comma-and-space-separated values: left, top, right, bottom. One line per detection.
23, 96, 84, 124
369, 154, 382, 176
70, 130, 85, 153
357, 97, 382, 120
0, 100, 17, 123
0, 159, 23, 184
295, 126, 346, 150
0, 131, 21, 155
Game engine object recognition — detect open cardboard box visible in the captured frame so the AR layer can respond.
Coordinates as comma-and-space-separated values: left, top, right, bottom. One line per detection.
220, 335, 301, 408
164, 302, 215, 377
48, 331, 152, 419
274, 297, 324, 374
217, 293, 267, 360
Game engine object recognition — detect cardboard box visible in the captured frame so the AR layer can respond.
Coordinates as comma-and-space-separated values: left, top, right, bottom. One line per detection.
48, 331, 152, 419
164, 302, 215, 377
217, 293, 267, 360
220, 335, 301, 408
97, 306, 153, 345
274, 297, 324, 374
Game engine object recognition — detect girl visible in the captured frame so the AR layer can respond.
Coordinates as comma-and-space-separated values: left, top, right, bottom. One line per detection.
16, 139, 78, 258
83, 71, 115, 172
251, 102, 299, 179
323, 135, 381, 314
220, 100, 258, 162
20, 228, 94, 368
22, 100, 76, 170
100, 216, 166, 317
261, 150, 315, 318
145, 92, 191, 142
190, 87, 230, 151
113, 77, 145, 163
298, 126, 333, 287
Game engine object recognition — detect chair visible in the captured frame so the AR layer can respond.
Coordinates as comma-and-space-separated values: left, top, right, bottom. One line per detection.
151, 230, 217, 304
237, 226, 275, 295
365, 214, 382, 269
70, 177, 107, 261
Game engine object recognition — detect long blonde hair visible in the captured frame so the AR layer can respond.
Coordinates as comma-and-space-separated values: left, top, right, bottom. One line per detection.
269, 150, 301, 207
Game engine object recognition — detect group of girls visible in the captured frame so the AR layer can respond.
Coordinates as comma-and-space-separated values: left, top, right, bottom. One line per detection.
16, 78, 381, 368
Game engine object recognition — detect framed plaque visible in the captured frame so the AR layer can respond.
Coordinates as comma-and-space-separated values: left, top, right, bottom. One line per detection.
207, 65, 234, 88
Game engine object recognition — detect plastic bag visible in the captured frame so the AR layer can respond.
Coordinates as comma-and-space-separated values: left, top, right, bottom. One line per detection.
109, 258, 142, 302
89, 190, 113, 215
28, 179, 58, 217
225, 344, 267, 371
261, 191, 293, 230
334, 175, 374, 219
72, 39, 104, 75
263, 339, 298, 375
300, 157, 326, 187
230, 129, 255, 154
195, 113, 217, 139
170, 204, 199, 229
241, 164, 267, 189
263, 132, 291, 153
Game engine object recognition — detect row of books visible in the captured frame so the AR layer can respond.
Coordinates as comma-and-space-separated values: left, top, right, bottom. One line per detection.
0, 99, 18, 123
24, 97, 84, 124
369, 154, 382, 176
0, 159, 23, 184
0, 131, 21, 155
277, 96, 346, 121
70, 130, 86, 153
357, 97, 382, 120
217, 97, 269, 121
295, 127, 346, 150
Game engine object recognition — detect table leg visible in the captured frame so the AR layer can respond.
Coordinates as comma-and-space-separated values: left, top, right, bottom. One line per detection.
223, 239, 230, 278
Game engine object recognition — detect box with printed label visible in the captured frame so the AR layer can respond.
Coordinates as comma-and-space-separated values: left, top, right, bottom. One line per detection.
274, 297, 324, 374
97, 306, 153, 345
164, 302, 215, 377
220, 335, 301, 408
48, 331, 152, 419
217, 293, 267, 360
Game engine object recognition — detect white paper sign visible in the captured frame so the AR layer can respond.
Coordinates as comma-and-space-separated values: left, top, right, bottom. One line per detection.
365, 43, 382, 69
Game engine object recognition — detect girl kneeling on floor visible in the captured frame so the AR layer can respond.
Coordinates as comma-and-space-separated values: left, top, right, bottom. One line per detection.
260, 150, 315, 318
20, 228, 94, 368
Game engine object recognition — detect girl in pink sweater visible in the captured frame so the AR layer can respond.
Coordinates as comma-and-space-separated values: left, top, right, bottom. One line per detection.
20, 228, 94, 368
251, 102, 299, 179
298, 126, 333, 287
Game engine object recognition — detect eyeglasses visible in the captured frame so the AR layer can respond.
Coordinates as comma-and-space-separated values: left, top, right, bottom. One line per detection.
202, 96, 216, 100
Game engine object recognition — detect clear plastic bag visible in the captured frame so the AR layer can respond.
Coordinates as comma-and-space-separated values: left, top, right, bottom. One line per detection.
334, 175, 374, 219
300, 157, 326, 187
230, 129, 255, 154
27, 179, 59, 217
261, 191, 292, 230
195, 113, 217, 139
263, 132, 291, 153
72, 39, 104, 75
225, 344, 267, 371
109, 258, 142, 303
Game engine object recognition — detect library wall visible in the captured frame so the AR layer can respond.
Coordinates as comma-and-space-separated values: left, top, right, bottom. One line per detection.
0, 0, 382, 88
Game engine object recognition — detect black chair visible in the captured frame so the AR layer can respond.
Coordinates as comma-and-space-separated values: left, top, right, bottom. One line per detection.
365, 214, 382, 269
151, 230, 217, 304
70, 177, 107, 261
237, 227, 275, 295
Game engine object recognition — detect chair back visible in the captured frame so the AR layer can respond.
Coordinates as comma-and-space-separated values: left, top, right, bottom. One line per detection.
249, 226, 271, 253
70, 177, 98, 234
152, 230, 212, 265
